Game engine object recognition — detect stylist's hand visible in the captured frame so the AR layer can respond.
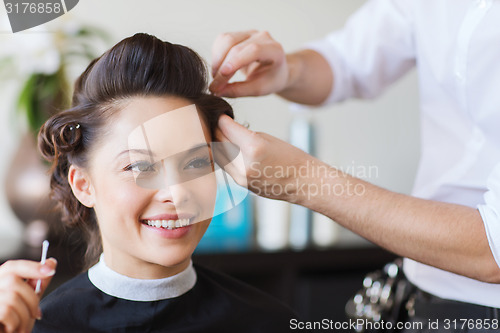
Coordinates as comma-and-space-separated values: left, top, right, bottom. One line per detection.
0, 258, 57, 333
209, 30, 289, 98
217, 114, 321, 203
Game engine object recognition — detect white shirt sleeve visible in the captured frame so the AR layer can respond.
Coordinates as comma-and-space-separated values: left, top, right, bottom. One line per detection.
478, 163, 500, 269
305, 0, 417, 104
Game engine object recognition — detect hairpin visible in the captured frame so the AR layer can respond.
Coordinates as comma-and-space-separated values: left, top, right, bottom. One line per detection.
69, 123, 81, 131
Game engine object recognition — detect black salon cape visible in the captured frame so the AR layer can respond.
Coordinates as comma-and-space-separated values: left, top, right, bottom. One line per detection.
33, 264, 296, 333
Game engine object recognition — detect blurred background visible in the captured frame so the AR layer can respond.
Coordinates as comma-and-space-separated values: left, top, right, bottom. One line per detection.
0, 0, 419, 325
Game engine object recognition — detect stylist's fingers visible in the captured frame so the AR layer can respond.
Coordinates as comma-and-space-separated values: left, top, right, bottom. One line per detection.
213, 40, 284, 98
210, 30, 287, 97
214, 118, 250, 186
217, 115, 271, 182
211, 30, 257, 77
212, 33, 281, 87
219, 115, 265, 159
218, 114, 259, 148
216, 75, 279, 98
217, 114, 317, 201
215, 125, 229, 144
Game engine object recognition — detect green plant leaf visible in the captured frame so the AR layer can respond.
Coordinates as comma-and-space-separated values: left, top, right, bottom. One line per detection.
17, 73, 37, 116
13, 23, 109, 136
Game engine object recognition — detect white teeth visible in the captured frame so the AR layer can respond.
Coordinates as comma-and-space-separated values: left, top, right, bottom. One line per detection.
144, 218, 190, 229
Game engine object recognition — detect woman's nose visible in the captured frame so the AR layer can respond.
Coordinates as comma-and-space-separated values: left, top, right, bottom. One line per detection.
154, 161, 190, 205
154, 185, 175, 203
154, 184, 192, 208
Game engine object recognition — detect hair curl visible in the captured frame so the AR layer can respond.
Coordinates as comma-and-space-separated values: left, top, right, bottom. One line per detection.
38, 33, 234, 269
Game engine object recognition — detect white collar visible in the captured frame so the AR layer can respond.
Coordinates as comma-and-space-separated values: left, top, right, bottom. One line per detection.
88, 254, 197, 301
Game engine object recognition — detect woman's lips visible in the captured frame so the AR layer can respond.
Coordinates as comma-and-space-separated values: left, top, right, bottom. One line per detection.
141, 213, 194, 221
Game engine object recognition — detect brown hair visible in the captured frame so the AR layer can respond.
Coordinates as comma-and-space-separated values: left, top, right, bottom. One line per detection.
38, 33, 234, 269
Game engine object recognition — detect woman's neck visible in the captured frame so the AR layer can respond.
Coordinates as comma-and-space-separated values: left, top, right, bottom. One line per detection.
102, 250, 191, 279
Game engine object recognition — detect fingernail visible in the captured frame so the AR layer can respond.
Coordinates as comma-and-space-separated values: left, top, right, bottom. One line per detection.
221, 63, 232, 75
37, 307, 42, 320
40, 265, 55, 276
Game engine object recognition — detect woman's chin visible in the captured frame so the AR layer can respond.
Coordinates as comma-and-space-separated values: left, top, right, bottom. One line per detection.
134, 220, 210, 275
149, 253, 193, 274
139, 242, 196, 269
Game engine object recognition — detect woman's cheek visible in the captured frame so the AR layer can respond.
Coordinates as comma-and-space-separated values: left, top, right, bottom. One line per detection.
102, 180, 151, 217
195, 173, 217, 220
170, 173, 215, 223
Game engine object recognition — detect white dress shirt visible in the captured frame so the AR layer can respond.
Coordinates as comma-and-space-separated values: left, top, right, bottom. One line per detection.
478, 164, 500, 277
307, 0, 500, 307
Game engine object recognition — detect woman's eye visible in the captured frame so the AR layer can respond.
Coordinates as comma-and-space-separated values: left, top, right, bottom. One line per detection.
184, 157, 211, 170
125, 161, 157, 173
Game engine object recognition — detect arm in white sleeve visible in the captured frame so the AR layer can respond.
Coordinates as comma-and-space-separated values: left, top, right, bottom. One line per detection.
306, 0, 417, 104
478, 163, 500, 269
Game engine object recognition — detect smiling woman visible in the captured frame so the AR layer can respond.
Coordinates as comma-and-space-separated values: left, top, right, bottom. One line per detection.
0, 33, 296, 333
37, 33, 232, 273
63, 97, 219, 279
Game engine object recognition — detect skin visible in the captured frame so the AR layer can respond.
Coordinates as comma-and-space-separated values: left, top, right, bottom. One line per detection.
0, 96, 217, 332
210, 30, 500, 283
0, 259, 57, 333
69, 96, 216, 279
209, 30, 332, 105
215, 115, 500, 284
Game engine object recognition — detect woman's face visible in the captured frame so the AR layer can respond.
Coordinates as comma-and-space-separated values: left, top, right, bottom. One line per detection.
80, 96, 216, 279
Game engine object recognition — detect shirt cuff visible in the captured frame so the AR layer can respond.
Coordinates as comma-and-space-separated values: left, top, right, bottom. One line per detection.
477, 164, 500, 269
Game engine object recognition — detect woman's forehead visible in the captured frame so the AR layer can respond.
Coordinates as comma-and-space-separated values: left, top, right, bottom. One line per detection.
127, 103, 208, 160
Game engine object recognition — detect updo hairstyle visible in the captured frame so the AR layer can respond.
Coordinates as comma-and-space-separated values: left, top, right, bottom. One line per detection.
38, 33, 234, 268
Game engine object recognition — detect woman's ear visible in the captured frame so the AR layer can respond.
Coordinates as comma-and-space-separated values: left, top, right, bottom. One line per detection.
68, 165, 95, 208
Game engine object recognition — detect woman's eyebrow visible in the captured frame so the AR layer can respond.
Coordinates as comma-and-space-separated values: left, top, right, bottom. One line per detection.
183, 143, 211, 155
117, 149, 155, 160
118, 143, 210, 160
